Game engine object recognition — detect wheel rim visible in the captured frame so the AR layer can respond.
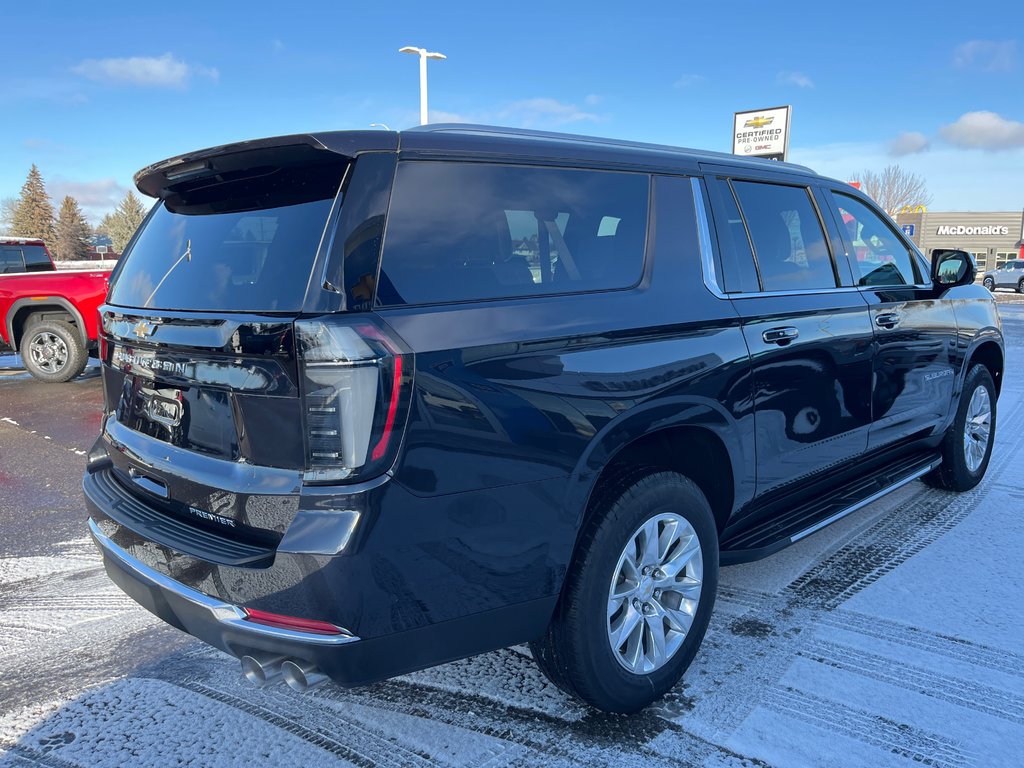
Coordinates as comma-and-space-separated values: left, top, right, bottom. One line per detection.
27, 331, 69, 374
607, 512, 703, 675
984, 279, 994, 289
962, 385, 992, 473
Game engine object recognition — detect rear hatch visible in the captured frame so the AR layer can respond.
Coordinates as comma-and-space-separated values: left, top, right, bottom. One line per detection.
95, 138, 409, 559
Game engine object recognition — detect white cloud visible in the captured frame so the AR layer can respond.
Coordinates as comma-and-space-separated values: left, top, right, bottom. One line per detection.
777, 71, 814, 88
790, 141, 1024, 210
674, 74, 705, 88
940, 111, 1024, 150
498, 98, 599, 127
426, 97, 601, 129
49, 178, 129, 224
953, 40, 1017, 72
72, 53, 218, 88
584, 94, 603, 106
888, 131, 929, 156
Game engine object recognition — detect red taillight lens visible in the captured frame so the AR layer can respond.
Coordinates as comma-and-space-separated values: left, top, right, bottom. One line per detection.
242, 608, 344, 635
296, 316, 413, 484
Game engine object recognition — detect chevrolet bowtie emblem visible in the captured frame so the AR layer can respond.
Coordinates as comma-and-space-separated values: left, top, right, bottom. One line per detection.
744, 116, 775, 129
132, 321, 155, 339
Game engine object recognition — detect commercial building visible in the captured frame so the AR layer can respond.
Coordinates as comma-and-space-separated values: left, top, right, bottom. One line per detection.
894, 210, 1024, 273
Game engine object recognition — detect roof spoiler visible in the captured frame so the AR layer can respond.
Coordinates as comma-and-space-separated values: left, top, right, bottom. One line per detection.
134, 131, 399, 200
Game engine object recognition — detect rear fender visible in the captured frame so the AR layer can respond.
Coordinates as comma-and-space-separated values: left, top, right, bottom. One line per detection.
563, 395, 753, 531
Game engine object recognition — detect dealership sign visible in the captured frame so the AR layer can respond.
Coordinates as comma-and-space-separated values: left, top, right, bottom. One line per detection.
935, 225, 1010, 236
733, 106, 791, 161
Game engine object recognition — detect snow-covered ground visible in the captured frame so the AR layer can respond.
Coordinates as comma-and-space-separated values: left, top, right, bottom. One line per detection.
1, 309, 1021, 767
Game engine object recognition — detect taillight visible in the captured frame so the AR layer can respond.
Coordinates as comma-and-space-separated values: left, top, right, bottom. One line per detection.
296, 316, 413, 484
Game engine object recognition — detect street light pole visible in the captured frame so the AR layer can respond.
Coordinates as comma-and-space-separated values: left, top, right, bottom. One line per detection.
399, 46, 446, 126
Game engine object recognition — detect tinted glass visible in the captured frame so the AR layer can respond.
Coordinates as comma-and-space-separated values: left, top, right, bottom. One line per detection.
1, 247, 25, 273
832, 193, 918, 286
732, 181, 835, 292
706, 178, 760, 293
22, 245, 52, 271
109, 166, 343, 312
378, 162, 648, 306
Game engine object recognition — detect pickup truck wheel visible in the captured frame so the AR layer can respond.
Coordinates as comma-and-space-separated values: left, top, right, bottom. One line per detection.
923, 364, 996, 492
529, 470, 718, 713
20, 319, 87, 383
982, 277, 995, 291
1017, 277, 1024, 294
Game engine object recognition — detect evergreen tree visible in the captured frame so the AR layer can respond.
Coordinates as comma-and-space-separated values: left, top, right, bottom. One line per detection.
53, 196, 92, 261
107, 190, 147, 253
10, 165, 56, 242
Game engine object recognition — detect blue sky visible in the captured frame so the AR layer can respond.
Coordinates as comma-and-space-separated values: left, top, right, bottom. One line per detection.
2, 0, 1022, 222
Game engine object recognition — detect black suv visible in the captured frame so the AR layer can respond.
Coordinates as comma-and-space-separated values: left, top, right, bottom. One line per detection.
85, 125, 1003, 713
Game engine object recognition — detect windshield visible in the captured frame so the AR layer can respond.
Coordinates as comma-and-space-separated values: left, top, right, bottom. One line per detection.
109, 162, 344, 312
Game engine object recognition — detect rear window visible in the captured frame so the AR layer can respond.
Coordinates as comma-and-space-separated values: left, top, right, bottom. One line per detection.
23, 245, 52, 271
377, 162, 649, 306
108, 162, 345, 312
1, 246, 26, 273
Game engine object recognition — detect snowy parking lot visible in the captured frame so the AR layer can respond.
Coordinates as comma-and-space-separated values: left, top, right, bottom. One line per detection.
1, 306, 1022, 768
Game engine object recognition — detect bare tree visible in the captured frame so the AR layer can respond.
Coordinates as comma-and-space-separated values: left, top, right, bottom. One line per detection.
0, 197, 18, 233
850, 165, 933, 217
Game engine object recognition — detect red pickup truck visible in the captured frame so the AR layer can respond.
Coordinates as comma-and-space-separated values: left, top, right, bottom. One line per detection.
1, 237, 111, 382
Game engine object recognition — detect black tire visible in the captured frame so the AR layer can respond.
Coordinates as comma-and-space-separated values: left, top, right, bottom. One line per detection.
983, 277, 995, 292
923, 364, 996, 492
19, 319, 88, 383
1017, 277, 1024, 294
530, 469, 718, 713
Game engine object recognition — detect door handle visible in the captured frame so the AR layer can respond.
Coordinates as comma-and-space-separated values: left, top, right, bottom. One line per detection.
762, 326, 800, 345
875, 312, 901, 329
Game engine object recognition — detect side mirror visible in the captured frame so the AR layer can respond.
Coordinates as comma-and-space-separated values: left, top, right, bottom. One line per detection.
931, 249, 976, 288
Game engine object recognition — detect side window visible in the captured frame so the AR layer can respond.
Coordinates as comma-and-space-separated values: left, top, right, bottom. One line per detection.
378, 162, 648, 306
22, 245, 52, 271
831, 193, 919, 287
731, 181, 836, 292
705, 178, 760, 293
1, 247, 26, 274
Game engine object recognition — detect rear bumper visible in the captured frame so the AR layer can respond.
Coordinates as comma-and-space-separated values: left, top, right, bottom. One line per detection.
89, 515, 555, 686
89, 516, 359, 652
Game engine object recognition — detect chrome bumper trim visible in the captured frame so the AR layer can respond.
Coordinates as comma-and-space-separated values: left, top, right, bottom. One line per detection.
88, 517, 360, 646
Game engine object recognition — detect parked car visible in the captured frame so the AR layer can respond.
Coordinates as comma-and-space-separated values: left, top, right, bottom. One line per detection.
981, 258, 1024, 293
0, 236, 111, 382
84, 126, 1003, 713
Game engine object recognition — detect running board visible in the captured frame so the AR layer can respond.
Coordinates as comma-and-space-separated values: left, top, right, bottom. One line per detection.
719, 452, 942, 565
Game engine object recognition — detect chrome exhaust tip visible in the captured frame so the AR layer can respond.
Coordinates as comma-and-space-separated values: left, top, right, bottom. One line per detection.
240, 653, 288, 687
281, 659, 328, 693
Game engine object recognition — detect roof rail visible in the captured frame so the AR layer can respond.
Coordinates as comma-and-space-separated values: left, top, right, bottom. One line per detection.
405, 123, 815, 173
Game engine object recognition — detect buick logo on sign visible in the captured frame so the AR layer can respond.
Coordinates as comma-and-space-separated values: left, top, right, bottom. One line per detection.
132, 321, 156, 339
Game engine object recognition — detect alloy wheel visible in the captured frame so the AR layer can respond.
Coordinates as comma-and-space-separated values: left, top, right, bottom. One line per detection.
963, 385, 992, 473
28, 331, 69, 374
607, 513, 703, 674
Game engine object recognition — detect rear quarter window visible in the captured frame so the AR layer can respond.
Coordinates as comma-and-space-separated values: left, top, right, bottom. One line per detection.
376, 162, 649, 306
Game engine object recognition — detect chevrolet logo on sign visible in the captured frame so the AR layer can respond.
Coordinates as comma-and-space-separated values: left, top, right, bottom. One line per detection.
744, 116, 775, 129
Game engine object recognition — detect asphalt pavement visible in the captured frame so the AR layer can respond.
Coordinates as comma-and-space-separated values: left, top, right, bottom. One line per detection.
0, 306, 1021, 767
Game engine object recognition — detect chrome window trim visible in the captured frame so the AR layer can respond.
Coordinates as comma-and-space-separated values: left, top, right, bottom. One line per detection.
88, 518, 360, 646
691, 177, 727, 299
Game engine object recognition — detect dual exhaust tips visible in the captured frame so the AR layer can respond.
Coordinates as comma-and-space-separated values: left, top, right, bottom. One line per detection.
240, 653, 328, 693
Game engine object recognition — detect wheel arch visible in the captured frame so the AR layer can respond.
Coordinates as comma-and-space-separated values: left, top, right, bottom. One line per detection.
7, 297, 88, 351
562, 397, 750, 574
967, 337, 1004, 397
